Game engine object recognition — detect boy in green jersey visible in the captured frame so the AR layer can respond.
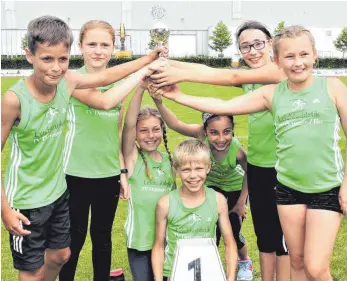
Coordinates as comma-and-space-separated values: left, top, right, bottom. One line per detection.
1, 15, 164, 281
152, 139, 238, 281
151, 26, 347, 281
149, 89, 253, 280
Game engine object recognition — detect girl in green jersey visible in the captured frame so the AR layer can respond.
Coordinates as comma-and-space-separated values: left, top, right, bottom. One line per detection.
150, 93, 253, 280
60, 21, 167, 281
122, 79, 175, 281
152, 26, 347, 281
152, 139, 238, 281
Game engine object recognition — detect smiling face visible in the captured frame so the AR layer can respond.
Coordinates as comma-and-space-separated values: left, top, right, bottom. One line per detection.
136, 116, 163, 152
205, 116, 233, 152
274, 34, 316, 86
26, 42, 70, 87
239, 28, 272, 69
178, 158, 211, 193
79, 28, 114, 71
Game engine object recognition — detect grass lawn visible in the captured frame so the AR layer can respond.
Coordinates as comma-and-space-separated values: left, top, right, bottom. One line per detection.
1, 76, 347, 281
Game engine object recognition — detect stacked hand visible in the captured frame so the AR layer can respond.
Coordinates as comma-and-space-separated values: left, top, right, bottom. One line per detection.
143, 46, 182, 101
149, 63, 184, 88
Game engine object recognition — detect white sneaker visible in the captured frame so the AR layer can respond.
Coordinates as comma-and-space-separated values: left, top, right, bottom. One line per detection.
237, 258, 253, 281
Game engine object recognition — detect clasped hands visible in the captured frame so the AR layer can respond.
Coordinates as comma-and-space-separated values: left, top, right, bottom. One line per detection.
144, 57, 182, 101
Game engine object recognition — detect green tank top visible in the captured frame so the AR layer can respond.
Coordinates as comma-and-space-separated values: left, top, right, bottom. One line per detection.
163, 187, 219, 277
242, 84, 277, 167
63, 66, 121, 178
205, 137, 245, 192
125, 151, 174, 251
272, 77, 344, 193
4, 78, 69, 209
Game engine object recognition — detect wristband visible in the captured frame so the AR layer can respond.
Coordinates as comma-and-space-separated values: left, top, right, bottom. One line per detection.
120, 169, 128, 174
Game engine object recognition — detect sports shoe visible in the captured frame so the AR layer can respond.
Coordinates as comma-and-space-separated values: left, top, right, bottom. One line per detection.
237, 258, 253, 281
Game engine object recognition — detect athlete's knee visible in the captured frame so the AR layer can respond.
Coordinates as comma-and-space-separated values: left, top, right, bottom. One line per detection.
290, 253, 305, 271
46, 248, 71, 268
304, 259, 331, 281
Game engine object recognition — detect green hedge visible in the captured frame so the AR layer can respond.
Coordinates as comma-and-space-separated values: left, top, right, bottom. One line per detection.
1, 55, 347, 69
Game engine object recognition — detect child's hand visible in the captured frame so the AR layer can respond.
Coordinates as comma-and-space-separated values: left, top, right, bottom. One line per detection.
120, 174, 129, 200
147, 46, 169, 61
150, 64, 184, 87
230, 202, 247, 220
2, 207, 31, 236
339, 183, 347, 216
148, 83, 181, 101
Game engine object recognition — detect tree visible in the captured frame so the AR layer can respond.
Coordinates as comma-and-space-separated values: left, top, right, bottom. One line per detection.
21, 33, 28, 50
209, 21, 232, 57
334, 27, 347, 58
274, 21, 285, 35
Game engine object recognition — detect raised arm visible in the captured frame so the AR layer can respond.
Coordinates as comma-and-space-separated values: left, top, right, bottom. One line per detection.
151, 83, 274, 116
330, 78, 347, 215
70, 67, 149, 110
118, 104, 129, 200
1, 92, 31, 237
217, 192, 237, 281
150, 62, 286, 87
150, 93, 203, 138
152, 195, 169, 281
122, 84, 146, 175
66, 48, 164, 90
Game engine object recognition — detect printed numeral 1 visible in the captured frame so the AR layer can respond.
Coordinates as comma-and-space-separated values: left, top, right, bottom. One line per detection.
188, 258, 201, 281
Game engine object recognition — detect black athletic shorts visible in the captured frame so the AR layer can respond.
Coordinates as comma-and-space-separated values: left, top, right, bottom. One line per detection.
9, 189, 71, 271
275, 181, 343, 214
247, 163, 288, 255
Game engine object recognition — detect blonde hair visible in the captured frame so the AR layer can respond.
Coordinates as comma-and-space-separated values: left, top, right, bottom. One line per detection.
173, 139, 210, 171
79, 20, 115, 45
136, 106, 172, 180
273, 25, 315, 57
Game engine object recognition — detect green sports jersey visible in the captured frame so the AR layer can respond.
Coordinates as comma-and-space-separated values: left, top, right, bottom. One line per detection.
242, 83, 277, 167
272, 77, 344, 193
163, 187, 219, 277
125, 151, 174, 251
205, 137, 245, 192
4, 78, 69, 209
63, 66, 121, 178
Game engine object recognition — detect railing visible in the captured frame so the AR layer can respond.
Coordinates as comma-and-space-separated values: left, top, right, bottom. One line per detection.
1, 28, 209, 57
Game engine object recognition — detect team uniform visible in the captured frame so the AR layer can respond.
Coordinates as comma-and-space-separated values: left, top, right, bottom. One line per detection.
204, 137, 246, 248
60, 66, 122, 281
125, 151, 174, 281
272, 77, 344, 213
4, 78, 70, 271
163, 187, 219, 278
242, 83, 288, 255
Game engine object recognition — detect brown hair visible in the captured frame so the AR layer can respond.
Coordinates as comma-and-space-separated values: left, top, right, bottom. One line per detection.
27, 15, 73, 54
136, 106, 172, 180
273, 25, 315, 57
79, 20, 115, 45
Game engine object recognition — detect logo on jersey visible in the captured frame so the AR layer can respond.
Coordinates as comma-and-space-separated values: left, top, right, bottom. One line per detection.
291, 99, 307, 111
188, 213, 202, 226
154, 167, 165, 179
46, 107, 60, 124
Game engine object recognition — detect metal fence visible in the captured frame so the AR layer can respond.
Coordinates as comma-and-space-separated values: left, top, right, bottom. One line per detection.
1, 28, 210, 57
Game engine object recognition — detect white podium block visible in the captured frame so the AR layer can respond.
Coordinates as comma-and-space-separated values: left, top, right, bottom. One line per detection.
171, 238, 226, 281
